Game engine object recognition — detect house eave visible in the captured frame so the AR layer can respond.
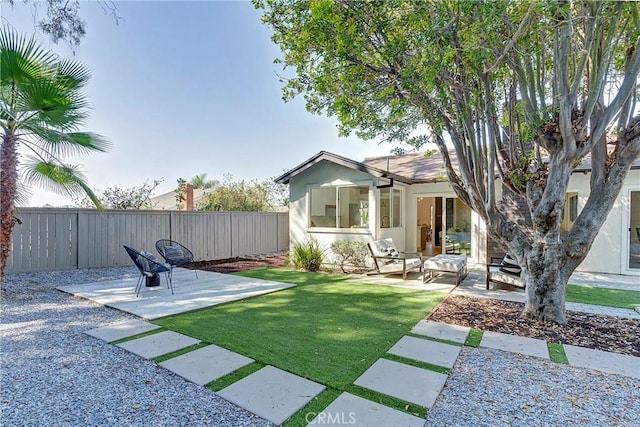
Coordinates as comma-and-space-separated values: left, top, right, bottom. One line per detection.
274, 151, 413, 185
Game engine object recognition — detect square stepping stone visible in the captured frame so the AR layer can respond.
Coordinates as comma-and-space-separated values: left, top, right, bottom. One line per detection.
308, 392, 424, 427
217, 366, 325, 425
480, 331, 549, 359
353, 359, 448, 408
85, 319, 161, 342
411, 320, 469, 344
159, 344, 254, 386
388, 336, 461, 368
116, 331, 200, 359
564, 344, 640, 379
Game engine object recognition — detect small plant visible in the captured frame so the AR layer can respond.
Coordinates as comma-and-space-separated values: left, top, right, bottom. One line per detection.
330, 241, 369, 273
288, 238, 325, 271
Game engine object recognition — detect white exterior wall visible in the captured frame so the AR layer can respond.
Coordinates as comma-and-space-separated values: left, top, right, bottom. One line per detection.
572, 169, 640, 275
287, 159, 638, 275
289, 161, 378, 263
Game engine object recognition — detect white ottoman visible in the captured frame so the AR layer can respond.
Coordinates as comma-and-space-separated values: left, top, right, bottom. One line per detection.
423, 254, 467, 285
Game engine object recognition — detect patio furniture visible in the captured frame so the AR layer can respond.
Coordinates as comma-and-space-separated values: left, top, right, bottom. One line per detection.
440, 232, 460, 254
123, 245, 173, 297
423, 254, 467, 285
486, 254, 525, 289
155, 239, 198, 283
367, 238, 423, 279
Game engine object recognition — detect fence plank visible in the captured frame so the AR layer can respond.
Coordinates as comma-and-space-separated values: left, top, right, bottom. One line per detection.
278, 213, 289, 252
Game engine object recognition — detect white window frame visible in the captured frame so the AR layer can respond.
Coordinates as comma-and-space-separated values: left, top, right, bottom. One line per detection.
379, 187, 403, 229
307, 183, 372, 231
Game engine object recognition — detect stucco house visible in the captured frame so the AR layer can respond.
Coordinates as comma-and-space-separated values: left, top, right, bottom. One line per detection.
275, 150, 640, 276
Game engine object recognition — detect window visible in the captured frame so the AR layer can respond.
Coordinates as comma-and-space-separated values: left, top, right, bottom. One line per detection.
380, 188, 402, 228
309, 185, 369, 228
561, 192, 579, 231
569, 194, 578, 222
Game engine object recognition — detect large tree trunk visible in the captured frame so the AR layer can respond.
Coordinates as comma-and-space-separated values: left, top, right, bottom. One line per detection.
521, 242, 571, 323
0, 134, 18, 288
519, 156, 572, 323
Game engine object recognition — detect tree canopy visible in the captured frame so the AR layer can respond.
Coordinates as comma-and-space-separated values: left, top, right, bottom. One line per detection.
5, 0, 121, 45
257, 0, 640, 323
74, 179, 162, 210
195, 174, 288, 212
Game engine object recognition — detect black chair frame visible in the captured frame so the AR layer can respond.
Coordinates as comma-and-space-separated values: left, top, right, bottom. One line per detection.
155, 239, 198, 283
123, 245, 173, 297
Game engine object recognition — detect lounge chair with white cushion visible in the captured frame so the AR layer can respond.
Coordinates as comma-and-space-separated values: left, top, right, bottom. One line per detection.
367, 238, 423, 279
486, 254, 525, 289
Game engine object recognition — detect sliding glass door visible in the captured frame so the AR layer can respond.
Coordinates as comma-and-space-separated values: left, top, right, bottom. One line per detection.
443, 197, 472, 256
629, 191, 640, 270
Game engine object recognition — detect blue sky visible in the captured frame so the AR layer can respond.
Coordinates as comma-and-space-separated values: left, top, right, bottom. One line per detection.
3, 1, 404, 206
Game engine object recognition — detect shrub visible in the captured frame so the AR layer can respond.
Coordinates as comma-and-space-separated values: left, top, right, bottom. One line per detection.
330, 241, 369, 273
288, 239, 325, 271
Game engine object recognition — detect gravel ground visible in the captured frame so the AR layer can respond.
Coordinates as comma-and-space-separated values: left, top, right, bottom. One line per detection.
0, 268, 273, 427
427, 347, 640, 427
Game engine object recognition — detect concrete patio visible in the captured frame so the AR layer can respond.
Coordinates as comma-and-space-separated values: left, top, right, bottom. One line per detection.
57, 268, 296, 320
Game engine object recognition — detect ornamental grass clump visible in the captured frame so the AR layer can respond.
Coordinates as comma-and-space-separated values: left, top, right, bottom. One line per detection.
288, 239, 325, 271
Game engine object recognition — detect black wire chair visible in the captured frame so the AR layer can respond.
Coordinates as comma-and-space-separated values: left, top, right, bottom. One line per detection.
123, 245, 173, 297
155, 239, 198, 283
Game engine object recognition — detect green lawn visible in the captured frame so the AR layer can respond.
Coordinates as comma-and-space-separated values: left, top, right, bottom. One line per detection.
153, 268, 446, 390
566, 284, 640, 310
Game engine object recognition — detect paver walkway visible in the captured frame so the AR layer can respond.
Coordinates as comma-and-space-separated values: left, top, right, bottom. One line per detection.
480, 331, 550, 359
81, 267, 640, 426
354, 358, 448, 408
85, 319, 160, 342
388, 335, 461, 368
159, 345, 254, 386
308, 392, 424, 427
116, 331, 200, 359
218, 366, 325, 425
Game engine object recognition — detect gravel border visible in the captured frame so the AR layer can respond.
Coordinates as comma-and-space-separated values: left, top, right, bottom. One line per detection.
1, 268, 273, 427
427, 347, 640, 427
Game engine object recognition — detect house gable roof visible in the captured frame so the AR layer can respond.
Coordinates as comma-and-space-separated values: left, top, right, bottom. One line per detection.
362, 151, 459, 183
275, 150, 640, 186
273, 151, 413, 185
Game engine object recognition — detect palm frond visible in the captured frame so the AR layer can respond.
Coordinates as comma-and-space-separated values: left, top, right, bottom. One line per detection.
21, 127, 110, 157
15, 80, 89, 128
0, 27, 57, 85
53, 58, 91, 91
20, 157, 104, 211
14, 181, 32, 207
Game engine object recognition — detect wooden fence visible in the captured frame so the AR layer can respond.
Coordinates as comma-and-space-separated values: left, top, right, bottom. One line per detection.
6, 208, 289, 273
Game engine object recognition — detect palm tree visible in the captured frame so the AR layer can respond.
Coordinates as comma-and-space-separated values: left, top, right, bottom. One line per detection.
0, 27, 109, 286
189, 173, 218, 189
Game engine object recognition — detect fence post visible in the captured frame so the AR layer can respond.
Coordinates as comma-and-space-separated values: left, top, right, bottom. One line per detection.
169, 211, 175, 242
77, 210, 88, 269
